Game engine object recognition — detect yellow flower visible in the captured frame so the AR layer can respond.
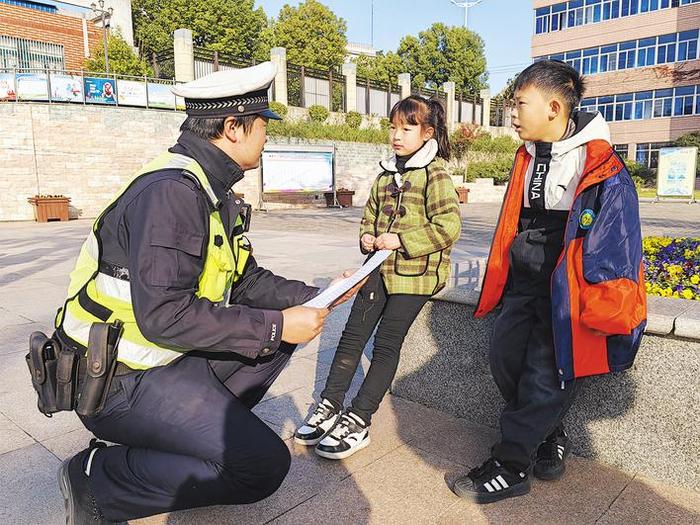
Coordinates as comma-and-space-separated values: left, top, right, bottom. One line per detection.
682, 289, 694, 300
691, 275, 700, 285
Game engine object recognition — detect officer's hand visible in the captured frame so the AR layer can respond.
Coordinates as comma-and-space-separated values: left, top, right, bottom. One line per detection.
281, 306, 329, 344
328, 269, 369, 309
374, 233, 402, 251
361, 234, 376, 252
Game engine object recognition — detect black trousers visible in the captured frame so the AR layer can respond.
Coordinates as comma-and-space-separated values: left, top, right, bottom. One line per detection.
489, 293, 578, 472
78, 345, 295, 522
321, 272, 429, 424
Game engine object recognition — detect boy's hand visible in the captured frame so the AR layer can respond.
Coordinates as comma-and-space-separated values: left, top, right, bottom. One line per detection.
374, 233, 401, 251
361, 234, 376, 252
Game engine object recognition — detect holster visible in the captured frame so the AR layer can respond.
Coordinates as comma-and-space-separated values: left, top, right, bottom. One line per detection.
25, 332, 61, 416
76, 320, 123, 418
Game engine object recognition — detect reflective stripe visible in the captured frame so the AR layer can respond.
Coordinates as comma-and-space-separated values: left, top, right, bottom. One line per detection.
62, 308, 181, 369
85, 231, 99, 260
95, 273, 131, 302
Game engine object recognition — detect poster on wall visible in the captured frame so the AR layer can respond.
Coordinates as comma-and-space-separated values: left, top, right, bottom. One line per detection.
261, 145, 334, 193
116, 79, 147, 107
16, 72, 49, 101
84, 77, 118, 104
50, 74, 84, 102
657, 147, 698, 198
147, 82, 176, 109
0, 73, 17, 102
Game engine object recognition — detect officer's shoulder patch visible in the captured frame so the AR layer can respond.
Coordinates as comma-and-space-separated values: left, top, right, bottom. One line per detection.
579, 208, 596, 230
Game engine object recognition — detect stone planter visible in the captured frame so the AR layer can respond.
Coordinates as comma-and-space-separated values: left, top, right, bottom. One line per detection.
27, 196, 71, 222
324, 190, 354, 208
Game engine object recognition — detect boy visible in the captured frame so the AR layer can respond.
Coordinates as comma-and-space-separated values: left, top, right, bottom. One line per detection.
451, 60, 646, 504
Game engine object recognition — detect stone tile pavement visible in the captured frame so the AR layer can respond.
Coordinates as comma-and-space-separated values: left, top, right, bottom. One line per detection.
0, 204, 699, 524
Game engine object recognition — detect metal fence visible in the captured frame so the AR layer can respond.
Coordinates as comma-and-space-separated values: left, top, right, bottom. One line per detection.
490, 99, 513, 128
0, 35, 64, 71
355, 77, 401, 117
287, 63, 346, 113
0, 67, 183, 111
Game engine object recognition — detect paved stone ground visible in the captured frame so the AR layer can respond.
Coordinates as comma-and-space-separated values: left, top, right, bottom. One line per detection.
1, 203, 699, 524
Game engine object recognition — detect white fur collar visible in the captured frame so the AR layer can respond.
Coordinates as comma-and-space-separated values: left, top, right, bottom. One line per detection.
379, 139, 438, 173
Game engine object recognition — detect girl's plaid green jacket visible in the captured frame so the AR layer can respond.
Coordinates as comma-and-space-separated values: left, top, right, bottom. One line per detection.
360, 139, 462, 296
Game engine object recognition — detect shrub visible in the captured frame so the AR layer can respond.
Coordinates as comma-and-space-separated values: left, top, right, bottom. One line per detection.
467, 157, 513, 184
346, 111, 363, 129
624, 159, 655, 187
269, 101, 288, 119
267, 119, 389, 144
643, 237, 700, 300
379, 117, 391, 132
469, 133, 521, 154
308, 104, 330, 123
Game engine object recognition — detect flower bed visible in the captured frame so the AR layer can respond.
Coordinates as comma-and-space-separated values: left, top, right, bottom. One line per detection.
643, 237, 700, 300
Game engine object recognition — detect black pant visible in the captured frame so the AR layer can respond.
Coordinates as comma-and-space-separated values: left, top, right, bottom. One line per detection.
489, 293, 577, 472
321, 273, 429, 424
78, 345, 295, 522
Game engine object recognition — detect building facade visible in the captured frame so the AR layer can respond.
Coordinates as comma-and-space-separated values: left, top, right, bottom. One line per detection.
532, 0, 700, 169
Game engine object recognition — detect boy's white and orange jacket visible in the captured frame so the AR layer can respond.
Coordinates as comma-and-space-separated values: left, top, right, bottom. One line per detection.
476, 113, 647, 382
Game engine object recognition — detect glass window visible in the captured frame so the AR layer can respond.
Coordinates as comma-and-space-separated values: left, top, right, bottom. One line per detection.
636, 37, 656, 67
634, 91, 653, 119
657, 33, 677, 63
551, 53, 566, 61
568, 0, 585, 27
653, 88, 674, 117
677, 30, 699, 61
566, 50, 583, 72
551, 4, 567, 31
535, 7, 551, 34
603, 0, 621, 17
621, 0, 639, 16
600, 44, 618, 72
614, 144, 629, 159
618, 41, 637, 69
582, 47, 600, 74
585, 0, 603, 22
674, 86, 695, 116
615, 93, 634, 120
581, 98, 598, 113
598, 96, 615, 121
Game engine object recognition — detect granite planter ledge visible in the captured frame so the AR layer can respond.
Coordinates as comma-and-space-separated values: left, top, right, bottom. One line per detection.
392, 275, 700, 491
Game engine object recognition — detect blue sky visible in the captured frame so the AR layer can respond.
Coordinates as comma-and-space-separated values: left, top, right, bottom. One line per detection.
255, 0, 534, 94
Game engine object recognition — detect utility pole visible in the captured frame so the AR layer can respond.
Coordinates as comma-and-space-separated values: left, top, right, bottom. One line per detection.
90, 0, 114, 73
449, 0, 485, 29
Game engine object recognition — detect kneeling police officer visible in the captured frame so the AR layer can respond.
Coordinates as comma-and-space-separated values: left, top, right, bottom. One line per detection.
51, 62, 356, 523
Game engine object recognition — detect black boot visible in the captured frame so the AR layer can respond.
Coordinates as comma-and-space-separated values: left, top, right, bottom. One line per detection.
533, 428, 571, 481
58, 439, 116, 524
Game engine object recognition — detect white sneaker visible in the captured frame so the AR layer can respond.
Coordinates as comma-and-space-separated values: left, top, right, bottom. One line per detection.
294, 399, 340, 446
315, 411, 370, 460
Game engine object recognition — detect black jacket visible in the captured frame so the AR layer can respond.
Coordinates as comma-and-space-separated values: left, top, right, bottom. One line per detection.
97, 131, 318, 360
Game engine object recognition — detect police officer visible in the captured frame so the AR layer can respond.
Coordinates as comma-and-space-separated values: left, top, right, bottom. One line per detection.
55, 62, 359, 524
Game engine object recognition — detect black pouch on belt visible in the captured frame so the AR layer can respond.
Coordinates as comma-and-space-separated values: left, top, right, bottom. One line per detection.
25, 332, 60, 416
76, 320, 123, 418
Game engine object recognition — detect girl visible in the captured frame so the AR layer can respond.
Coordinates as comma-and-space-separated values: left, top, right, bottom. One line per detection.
294, 96, 462, 459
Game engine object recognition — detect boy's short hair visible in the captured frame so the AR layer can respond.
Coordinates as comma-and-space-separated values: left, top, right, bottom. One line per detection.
514, 60, 586, 115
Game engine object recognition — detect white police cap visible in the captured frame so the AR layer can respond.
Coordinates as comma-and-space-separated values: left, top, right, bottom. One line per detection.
172, 61, 282, 120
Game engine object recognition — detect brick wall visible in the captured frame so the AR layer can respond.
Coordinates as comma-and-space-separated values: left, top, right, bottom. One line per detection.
0, 3, 102, 70
0, 103, 396, 221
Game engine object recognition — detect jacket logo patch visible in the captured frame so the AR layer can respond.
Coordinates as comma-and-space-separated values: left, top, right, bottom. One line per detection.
579, 209, 596, 230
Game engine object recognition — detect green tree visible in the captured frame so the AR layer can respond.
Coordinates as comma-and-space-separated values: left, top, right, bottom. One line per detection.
673, 131, 700, 176
84, 31, 153, 76
132, 0, 268, 59
355, 51, 404, 85
272, 0, 347, 70
397, 23, 487, 93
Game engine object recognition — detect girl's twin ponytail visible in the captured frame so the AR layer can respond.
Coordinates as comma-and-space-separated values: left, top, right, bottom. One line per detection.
427, 98, 452, 161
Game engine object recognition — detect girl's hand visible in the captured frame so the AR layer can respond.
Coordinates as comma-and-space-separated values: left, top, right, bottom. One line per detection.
361, 234, 376, 252
374, 233, 402, 251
